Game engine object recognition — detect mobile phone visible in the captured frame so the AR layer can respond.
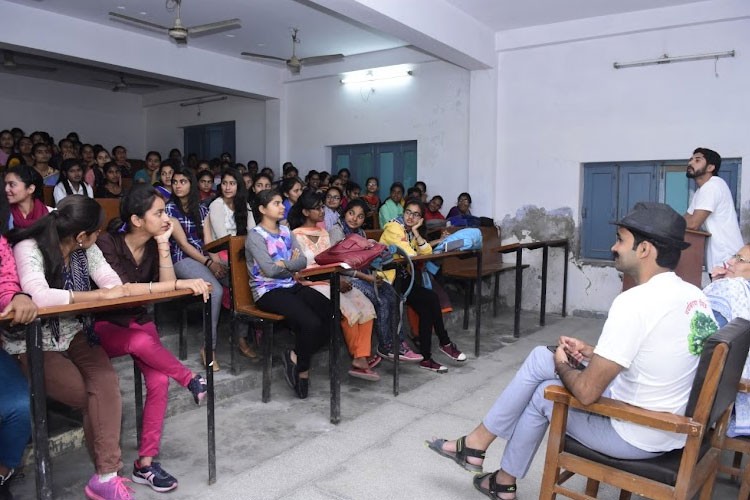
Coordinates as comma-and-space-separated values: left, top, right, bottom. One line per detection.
547, 345, 585, 370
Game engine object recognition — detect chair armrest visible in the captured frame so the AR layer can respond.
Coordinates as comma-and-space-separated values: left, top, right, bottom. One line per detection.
544, 385, 703, 436
739, 378, 750, 393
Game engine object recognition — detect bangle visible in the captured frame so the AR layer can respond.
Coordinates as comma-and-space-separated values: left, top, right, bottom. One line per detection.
205, 257, 213, 267
149, 281, 153, 294
174, 279, 179, 291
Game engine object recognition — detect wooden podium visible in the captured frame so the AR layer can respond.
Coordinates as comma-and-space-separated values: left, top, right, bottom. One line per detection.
622, 229, 709, 290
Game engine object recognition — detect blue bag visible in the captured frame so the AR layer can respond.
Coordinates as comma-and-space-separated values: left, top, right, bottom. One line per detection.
434, 228, 483, 253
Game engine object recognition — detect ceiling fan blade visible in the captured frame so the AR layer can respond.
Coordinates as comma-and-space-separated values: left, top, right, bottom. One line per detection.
241, 52, 287, 63
300, 54, 345, 66
15, 63, 57, 73
126, 82, 159, 88
109, 12, 169, 31
188, 18, 241, 35
93, 78, 117, 84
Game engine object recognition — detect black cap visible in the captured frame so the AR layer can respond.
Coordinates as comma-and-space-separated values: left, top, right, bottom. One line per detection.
613, 202, 690, 250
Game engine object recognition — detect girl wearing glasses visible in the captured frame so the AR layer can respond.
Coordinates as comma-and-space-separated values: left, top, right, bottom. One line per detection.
289, 191, 380, 381
165, 167, 226, 371
379, 198, 467, 373
323, 185, 343, 231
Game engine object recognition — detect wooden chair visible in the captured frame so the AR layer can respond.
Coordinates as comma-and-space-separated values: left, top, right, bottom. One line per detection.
226, 235, 283, 401
718, 378, 750, 499
540, 318, 750, 500
442, 226, 527, 329
42, 185, 55, 207
364, 229, 384, 241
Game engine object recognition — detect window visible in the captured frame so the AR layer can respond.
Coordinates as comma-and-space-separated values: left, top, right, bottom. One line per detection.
331, 141, 417, 200
580, 159, 741, 260
183, 121, 235, 161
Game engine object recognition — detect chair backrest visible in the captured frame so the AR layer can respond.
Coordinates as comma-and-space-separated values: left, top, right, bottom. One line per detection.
43, 186, 55, 207
228, 235, 255, 309
94, 198, 121, 230
685, 318, 750, 428
365, 229, 384, 241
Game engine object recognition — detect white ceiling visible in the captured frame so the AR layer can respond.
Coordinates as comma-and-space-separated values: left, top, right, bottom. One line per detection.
1, 0, 714, 94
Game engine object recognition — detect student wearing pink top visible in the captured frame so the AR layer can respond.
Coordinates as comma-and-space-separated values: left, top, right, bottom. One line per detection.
6, 196, 135, 500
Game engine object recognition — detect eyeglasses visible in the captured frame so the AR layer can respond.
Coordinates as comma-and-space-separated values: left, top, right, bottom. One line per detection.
730, 254, 750, 264
326, 195, 341, 200
404, 209, 422, 218
172, 178, 190, 185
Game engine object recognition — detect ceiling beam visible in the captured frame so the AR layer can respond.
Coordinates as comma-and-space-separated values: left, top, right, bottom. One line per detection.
0, 0, 283, 99
307, 0, 495, 70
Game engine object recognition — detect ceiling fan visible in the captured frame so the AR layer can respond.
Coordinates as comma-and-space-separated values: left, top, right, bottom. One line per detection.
109, 0, 240, 45
2, 51, 57, 73
242, 28, 344, 74
93, 73, 160, 93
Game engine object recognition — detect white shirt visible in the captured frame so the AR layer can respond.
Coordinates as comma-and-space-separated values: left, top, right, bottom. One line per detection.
53, 181, 94, 204
594, 272, 717, 452
687, 175, 743, 269
206, 197, 255, 240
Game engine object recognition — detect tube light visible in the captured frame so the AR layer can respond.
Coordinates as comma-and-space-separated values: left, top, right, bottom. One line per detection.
179, 95, 228, 107
340, 68, 412, 84
613, 50, 735, 69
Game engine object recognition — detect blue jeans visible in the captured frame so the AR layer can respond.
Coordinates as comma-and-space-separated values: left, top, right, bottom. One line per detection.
483, 346, 661, 478
174, 257, 226, 348
350, 278, 404, 350
0, 349, 31, 469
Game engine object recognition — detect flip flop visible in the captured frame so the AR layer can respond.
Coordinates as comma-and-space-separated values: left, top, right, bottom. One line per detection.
348, 366, 381, 381
367, 355, 382, 369
425, 436, 485, 473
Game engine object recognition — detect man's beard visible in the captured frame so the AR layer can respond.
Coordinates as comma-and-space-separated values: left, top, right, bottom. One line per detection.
686, 166, 707, 179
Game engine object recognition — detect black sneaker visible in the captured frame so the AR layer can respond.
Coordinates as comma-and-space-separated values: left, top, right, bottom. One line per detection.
187, 374, 207, 405
131, 461, 178, 492
282, 349, 298, 391
0, 469, 14, 500
296, 377, 309, 399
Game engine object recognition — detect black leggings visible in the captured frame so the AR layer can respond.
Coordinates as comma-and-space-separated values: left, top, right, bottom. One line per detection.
256, 284, 331, 372
406, 283, 451, 360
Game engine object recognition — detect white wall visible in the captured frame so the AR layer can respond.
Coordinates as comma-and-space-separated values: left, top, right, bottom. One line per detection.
0, 72, 145, 154
284, 60, 471, 205
492, 14, 750, 314
144, 95, 266, 165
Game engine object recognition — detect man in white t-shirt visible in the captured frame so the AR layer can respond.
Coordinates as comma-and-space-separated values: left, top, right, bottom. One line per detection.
427, 202, 718, 498
684, 147, 743, 270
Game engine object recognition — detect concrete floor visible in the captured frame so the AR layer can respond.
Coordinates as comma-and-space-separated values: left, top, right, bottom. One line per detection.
8, 307, 746, 499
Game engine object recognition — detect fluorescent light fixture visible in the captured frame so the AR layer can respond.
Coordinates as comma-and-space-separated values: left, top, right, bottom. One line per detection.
613, 50, 735, 69
179, 95, 227, 107
340, 66, 413, 84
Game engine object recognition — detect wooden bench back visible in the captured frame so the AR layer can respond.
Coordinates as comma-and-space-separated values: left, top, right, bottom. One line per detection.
229, 236, 254, 311
442, 225, 503, 275
94, 198, 121, 230
43, 186, 55, 207
365, 229, 384, 241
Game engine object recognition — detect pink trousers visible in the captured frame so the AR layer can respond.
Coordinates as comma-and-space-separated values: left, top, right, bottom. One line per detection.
95, 320, 193, 458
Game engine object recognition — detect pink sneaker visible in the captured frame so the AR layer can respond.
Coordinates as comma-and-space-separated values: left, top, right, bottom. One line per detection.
85, 475, 135, 500
399, 342, 424, 362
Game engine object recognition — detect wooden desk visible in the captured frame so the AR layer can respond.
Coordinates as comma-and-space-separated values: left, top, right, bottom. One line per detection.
8, 289, 217, 498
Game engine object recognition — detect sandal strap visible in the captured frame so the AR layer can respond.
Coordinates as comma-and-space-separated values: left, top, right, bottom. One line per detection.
456, 436, 487, 460
488, 471, 516, 495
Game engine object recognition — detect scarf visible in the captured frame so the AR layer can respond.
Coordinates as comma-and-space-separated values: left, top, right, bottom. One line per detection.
338, 219, 365, 238
11, 199, 48, 229
47, 248, 97, 345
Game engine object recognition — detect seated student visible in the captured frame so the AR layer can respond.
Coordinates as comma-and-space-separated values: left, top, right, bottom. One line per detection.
197, 170, 216, 204
330, 176, 347, 203
406, 186, 422, 201
289, 191, 380, 381
280, 176, 304, 220
329, 199, 422, 363
168, 148, 183, 168
5, 165, 51, 230
6, 196, 138, 500
94, 186, 210, 493
31, 142, 59, 186
112, 146, 132, 178
165, 167, 226, 371
447, 192, 472, 219
318, 171, 331, 191
242, 171, 253, 191
427, 202, 716, 499
322, 186, 343, 231
248, 172, 273, 210
379, 198, 466, 373
133, 151, 161, 185
424, 195, 445, 222
153, 160, 175, 201
54, 158, 94, 204
81, 143, 96, 171
379, 182, 405, 228
95, 162, 124, 199
341, 181, 361, 210
305, 170, 321, 191
0, 222, 38, 500
0, 129, 13, 167
17, 136, 34, 167
337, 168, 351, 186
415, 181, 428, 203
86, 146, 111, 192
361, 177, 380, 228
245, 189, 331, 399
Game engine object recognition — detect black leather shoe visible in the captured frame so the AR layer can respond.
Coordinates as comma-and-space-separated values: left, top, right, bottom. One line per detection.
0, 474, 14, 500
282, 350, 297, 391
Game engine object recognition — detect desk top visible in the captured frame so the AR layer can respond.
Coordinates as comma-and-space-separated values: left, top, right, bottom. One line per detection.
1, 289, 194, 323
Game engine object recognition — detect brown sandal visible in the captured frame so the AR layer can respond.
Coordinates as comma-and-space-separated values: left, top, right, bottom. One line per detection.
238, 337, 258, 359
